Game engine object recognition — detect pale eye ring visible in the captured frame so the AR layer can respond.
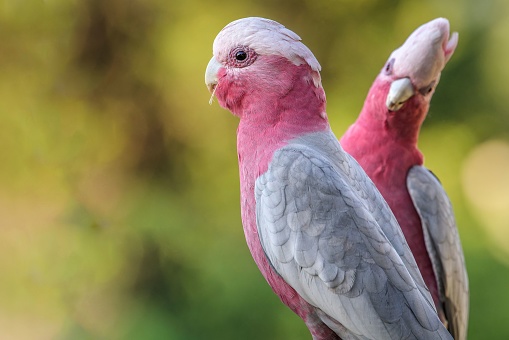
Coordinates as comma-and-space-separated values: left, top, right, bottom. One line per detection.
228, 46, 257, 68
384, 58, 395, 75
419, 80, 436, 95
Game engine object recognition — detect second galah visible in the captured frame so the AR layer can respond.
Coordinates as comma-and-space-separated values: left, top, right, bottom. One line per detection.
205, 17, 452, 339
341, 18, 468, 340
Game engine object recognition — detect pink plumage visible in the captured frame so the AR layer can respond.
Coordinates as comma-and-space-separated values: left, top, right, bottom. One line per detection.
206, 17, 452, 339
341, 18, 468, 340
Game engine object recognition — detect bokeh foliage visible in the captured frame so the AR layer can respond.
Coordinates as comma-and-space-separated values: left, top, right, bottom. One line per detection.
1, 0, 508, 339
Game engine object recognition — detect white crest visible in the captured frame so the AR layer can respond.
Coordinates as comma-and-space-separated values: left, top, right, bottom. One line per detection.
213, 17, 322, 87
389, 18, 458, 88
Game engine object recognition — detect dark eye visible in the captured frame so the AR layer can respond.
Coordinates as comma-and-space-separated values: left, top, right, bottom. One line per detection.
384, 58, 395, 75
236, 50, 247, 61
419, 80, 436, 95
229, 46, 257, 68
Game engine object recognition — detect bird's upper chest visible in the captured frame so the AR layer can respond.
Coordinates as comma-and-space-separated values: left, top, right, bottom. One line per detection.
354, 139, 418, 184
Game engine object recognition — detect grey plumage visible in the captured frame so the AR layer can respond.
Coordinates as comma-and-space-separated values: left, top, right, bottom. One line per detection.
408, 165, 469, 340
255, 130, 453, 340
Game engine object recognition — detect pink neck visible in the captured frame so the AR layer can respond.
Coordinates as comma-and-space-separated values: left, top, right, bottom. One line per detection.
234, 58, 329, 178
356, 77, 428, 148
230, 60, 331, 332
236, 64, 329, 214
236, 97, 329, 256
340, 75, 441, 314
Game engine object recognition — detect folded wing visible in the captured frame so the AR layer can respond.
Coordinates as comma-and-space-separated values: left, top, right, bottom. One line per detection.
407, 165, 469, 340
256, 136, 452, 340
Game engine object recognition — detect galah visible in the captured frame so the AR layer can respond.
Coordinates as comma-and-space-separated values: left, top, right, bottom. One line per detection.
205, 17, 451, 339
340, 18, 468, 339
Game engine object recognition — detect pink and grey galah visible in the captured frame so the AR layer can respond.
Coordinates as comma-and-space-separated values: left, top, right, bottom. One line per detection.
205, 17, 452, 339
340, 18, 468, 340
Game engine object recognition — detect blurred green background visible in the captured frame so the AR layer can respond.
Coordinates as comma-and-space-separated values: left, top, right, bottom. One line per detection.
1, 0, 508, 339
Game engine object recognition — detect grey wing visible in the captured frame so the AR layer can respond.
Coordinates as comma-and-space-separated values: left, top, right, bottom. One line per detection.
407, 165, 469, 340
256, 147, 452, 340
296, 131, 436, 314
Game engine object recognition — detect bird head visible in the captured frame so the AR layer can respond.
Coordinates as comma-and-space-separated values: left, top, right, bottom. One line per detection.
205, 17, 324, 117
383, 18, 458, 111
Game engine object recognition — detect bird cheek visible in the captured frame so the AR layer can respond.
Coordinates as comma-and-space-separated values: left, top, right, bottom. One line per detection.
217, 67, 228, 79
214, 71, 247, 115
212, 68, 230, 101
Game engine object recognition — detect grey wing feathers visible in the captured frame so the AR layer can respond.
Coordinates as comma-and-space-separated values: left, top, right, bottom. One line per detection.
407, 165, 469, 340
255, 136, 452, 340
298, 132, 436, 311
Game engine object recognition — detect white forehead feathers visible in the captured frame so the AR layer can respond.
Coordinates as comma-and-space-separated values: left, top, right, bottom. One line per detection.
213, 17, 322, 87
389, 17, 458, 87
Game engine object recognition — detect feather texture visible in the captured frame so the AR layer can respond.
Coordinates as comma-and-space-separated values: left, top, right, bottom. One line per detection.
407, 166, 469, 340
340, 17, 469, 339
205, 16, 454, 339
256, 131, 451, 339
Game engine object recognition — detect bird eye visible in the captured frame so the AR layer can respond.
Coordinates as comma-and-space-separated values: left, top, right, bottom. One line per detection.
228, 46, 257, 68
236, 50, 247, 61
384, 58, 395, 75
418, 80, 436, 95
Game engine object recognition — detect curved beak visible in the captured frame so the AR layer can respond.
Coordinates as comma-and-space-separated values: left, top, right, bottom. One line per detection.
205, 57, 221, 93
386, 77, 415, 111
